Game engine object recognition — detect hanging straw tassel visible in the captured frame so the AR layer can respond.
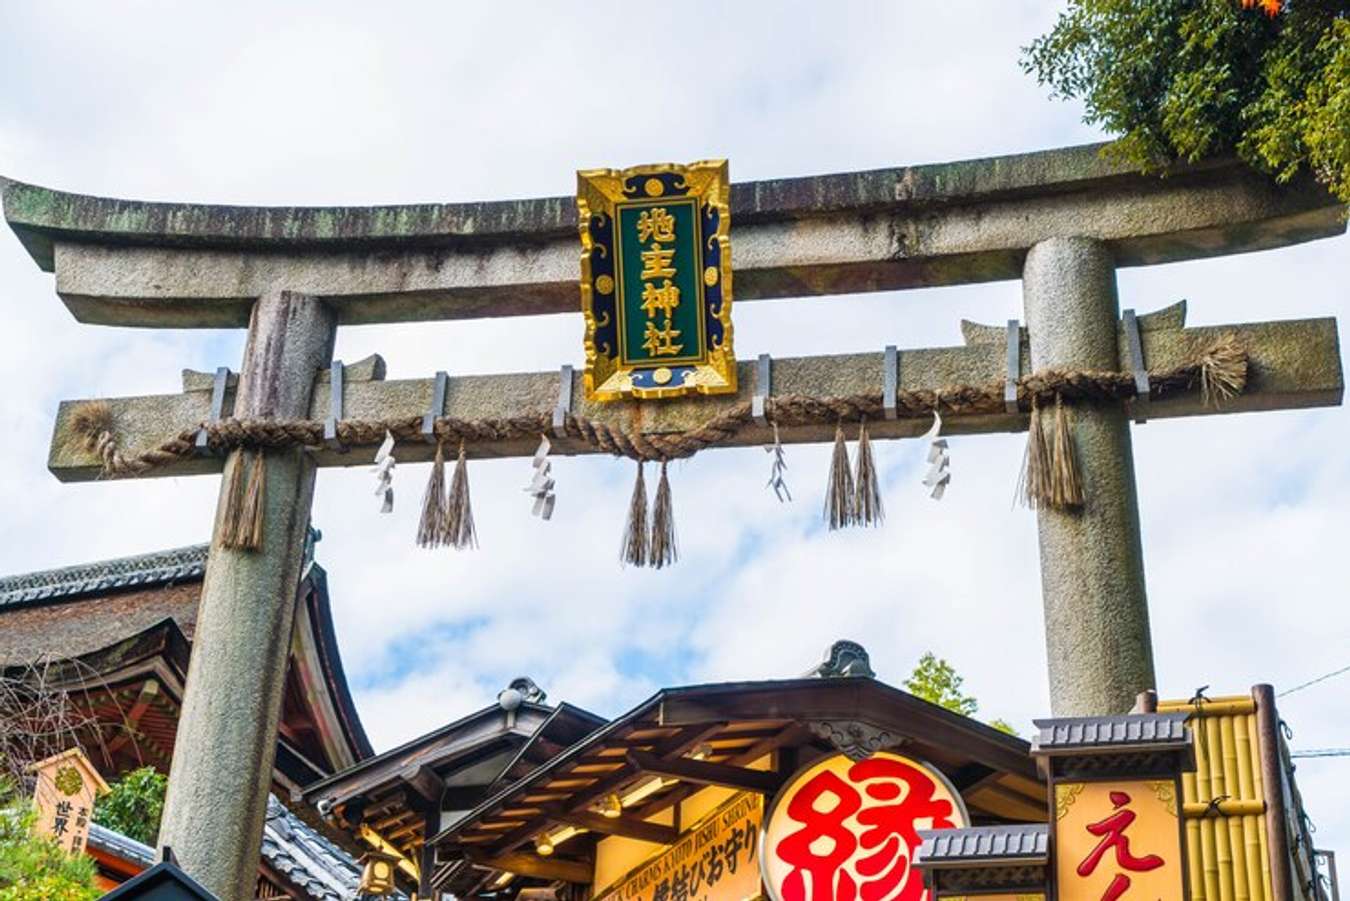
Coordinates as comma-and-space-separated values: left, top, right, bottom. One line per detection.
417, 441, 448, 548
1048, 393, 1084, 510
853, 419, 884, 526
1017, 396, 1054, 510
222, 451, 266, 551
444, 440, 478, 549
650, 461, 678, 569
218, 450, 248, 547
823, 422, 856, 530
620, 461, 650, 567
1198, 333, 1247, 405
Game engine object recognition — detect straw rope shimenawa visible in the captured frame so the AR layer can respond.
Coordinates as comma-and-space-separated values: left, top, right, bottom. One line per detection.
69, 335, 1247, 478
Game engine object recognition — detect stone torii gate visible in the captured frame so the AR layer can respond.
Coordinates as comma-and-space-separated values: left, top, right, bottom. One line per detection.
3, 143, 1344, 899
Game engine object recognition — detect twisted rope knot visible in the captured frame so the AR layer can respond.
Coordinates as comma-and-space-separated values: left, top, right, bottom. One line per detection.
71, 335, 1246, 477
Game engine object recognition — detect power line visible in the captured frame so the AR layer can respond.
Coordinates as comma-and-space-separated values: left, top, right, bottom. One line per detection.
1290, 748, 1350, 759
1279, 662, 1350, 698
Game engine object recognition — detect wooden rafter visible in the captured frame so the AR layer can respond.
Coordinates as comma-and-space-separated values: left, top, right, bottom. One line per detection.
625, 750, 782, 794
471, 852, 592, 884
547, 808, 677, 845
481, 721, 726, 857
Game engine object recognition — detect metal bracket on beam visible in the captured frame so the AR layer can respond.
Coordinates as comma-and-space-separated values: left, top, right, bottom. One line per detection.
421, 371, 449, 443
1123, 308, 1150, 424
552, 364, 573, 440
323, 360, 346, 452
752, 353, 772, 426
882, 345, 898, 421
1004, 320, 1021, 414
194, 366, 231, 456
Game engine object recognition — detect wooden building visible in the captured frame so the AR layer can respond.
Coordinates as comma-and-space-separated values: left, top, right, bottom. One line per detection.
310, 643, 1333, 901
0, 533, 377, 897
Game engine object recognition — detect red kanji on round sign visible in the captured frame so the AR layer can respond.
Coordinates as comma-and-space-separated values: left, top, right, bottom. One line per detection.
761, 752, 968, 901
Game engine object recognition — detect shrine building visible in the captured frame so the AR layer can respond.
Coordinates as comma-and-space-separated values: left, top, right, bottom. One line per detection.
304, 642, 1332, 901
0, 533, 377, 897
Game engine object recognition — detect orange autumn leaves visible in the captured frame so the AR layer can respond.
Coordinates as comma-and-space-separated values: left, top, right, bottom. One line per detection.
1241, 0, 1283, 16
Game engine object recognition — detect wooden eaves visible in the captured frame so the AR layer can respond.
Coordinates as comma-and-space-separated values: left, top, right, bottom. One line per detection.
427, 677, 1048, 897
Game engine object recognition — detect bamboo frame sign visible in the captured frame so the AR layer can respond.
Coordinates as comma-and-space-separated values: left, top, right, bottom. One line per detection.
761, 752, 969, 901
578, 160, 735, 401
595, 791, 763, 901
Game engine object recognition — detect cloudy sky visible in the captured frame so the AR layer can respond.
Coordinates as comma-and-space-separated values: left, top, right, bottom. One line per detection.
2, 0, 1348, 857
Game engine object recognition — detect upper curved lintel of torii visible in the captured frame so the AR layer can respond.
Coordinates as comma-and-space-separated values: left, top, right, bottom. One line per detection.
1, 142, 1343, 330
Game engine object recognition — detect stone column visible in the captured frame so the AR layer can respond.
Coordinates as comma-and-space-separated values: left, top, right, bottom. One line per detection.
1022, 237, 1155, 716
158, 290, 336, 900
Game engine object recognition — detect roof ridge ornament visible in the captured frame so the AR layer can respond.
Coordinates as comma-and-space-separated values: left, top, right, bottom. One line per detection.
498, 676, 547, 712
810, 639, 875, 679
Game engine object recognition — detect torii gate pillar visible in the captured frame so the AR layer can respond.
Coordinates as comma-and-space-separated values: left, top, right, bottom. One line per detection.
1023, 237, 1155, 716
156, 290, 336, 901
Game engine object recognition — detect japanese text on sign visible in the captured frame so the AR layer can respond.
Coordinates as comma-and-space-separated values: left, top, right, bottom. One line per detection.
30, 748, 108, 857
597, 792, 763, 901
761, 753, 969, 901
578, 160, 735, 400
1054, 780, 1183, 901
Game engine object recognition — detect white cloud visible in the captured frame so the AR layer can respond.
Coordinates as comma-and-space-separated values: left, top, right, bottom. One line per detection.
1, 0, 1347, 857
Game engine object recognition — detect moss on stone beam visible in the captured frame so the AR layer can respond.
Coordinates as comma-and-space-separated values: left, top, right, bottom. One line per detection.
5, 143, 1345, 327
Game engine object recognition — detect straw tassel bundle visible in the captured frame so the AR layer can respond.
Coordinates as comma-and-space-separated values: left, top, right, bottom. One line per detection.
853, 419, 884, 527
620, 461, 649, 567
1048, 394, 1084, 509
1198, 334, 1247, 406
443, 440, 478, 549
650, 461, 678, 569
220, 450, 267, 551
823, 422, 856, 530
1018, 394, 1083, 511
416, 440, 448, 548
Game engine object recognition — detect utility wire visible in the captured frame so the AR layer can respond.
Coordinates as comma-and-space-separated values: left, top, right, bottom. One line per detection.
1290, 748, 1350, 759
1279, 662, 1350, 698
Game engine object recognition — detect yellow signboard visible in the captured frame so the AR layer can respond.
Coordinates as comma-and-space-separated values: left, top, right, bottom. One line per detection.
761, 751, 969, 901
1054, 780, 1184, 901
596, 791, 763, 901
29, 747, 109, 856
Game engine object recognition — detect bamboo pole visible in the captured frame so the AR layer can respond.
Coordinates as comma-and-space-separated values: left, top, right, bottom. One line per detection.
1209, 716, 1237, 901
1183, 762, 1207, 901
1234, 715, 1266, 901
1197, 721, 1222, 901
1222, 715, 1251, 901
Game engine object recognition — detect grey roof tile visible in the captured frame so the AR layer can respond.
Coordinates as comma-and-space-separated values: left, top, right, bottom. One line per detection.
915, 824, 1050, 866
87, 823, 156, 869
0, 543, 209, 608
1030, 712, 1190, 753
92, 796, 393, 901
261, 794, 369, 901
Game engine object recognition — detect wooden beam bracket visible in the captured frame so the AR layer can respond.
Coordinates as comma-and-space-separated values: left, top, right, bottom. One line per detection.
626, 750, 782, 795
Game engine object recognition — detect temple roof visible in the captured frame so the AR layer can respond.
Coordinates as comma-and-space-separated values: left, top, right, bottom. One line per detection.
88, 796, 387, 901
0, 535, 373, 778
426, 675, 1045, 897
306, 687, 605, 873
0, 542, 207, 608
261, 794, 371, 901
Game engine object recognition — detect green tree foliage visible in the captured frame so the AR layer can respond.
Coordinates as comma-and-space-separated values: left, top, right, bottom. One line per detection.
1023, 0, 1350, 202
93, 766, 166, 847
0, 780, 100, 901
905, 652, 1017, 735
